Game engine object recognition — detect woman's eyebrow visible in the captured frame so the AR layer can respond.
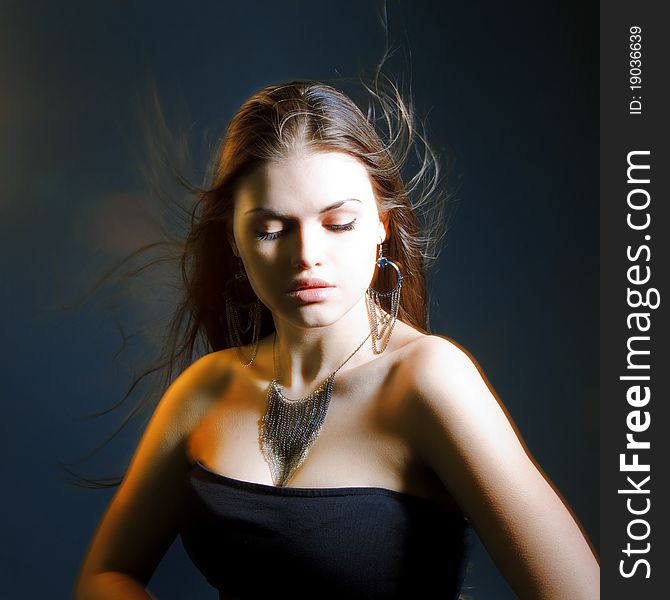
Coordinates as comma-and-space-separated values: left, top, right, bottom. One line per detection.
244, 198, 362, 218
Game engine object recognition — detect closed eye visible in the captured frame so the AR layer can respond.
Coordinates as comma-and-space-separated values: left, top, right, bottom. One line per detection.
254, 220, 357, 241
327, 221, 358, 232
254, 229, 284, 241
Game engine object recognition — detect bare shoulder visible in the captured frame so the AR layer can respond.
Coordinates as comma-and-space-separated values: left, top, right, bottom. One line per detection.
402, 333, 475, 366
399, 333, 530, 478
119, 346, 237, 482
400, 333, 487, 399
165, 348, 236, 426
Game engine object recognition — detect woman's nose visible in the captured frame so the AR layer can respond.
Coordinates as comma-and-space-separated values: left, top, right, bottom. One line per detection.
291, 224, 324, 269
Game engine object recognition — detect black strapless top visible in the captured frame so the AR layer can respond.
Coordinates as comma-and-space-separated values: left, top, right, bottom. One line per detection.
178, 460, 472, 600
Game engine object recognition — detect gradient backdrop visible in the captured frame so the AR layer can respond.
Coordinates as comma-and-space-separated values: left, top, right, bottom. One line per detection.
1, 1, 598, 598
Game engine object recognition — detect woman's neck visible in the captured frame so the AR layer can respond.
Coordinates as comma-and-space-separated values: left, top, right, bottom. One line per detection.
270, 295, 374, 396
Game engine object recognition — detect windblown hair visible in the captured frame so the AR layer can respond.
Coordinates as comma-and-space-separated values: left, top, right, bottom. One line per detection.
65, 63, 456, 488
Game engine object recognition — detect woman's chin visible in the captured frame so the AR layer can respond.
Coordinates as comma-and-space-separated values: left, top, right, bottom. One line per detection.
279, 303, 344, 329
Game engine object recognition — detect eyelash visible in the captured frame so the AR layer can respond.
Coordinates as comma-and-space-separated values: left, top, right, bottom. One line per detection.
255, 220, 357, 241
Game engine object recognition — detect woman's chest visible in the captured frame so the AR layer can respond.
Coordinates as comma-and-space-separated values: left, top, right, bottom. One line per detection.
186, 355, 457, 507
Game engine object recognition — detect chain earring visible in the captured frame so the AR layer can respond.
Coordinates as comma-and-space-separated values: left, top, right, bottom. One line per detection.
224, 258, 262, 367
366, 243, 403, 354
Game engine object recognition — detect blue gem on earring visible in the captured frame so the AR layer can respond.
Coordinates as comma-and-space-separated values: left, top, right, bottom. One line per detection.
378, 257, 388, 267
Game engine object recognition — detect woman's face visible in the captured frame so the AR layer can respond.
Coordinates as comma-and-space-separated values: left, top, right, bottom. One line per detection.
230, 151, 388, 329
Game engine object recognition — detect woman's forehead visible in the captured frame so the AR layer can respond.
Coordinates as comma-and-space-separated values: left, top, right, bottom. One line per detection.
234, 151, 377, 216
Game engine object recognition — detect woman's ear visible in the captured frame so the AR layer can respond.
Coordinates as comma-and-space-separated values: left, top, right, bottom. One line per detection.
378, 213, 390, 244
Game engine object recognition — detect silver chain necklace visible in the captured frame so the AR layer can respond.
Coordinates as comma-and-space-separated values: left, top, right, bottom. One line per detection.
259, 330, 372, 487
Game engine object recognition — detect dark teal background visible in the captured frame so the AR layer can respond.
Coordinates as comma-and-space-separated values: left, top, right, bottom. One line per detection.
0, 1, 598, 598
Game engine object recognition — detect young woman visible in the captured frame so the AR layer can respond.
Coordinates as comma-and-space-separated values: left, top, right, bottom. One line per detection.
74, 80, 600, 599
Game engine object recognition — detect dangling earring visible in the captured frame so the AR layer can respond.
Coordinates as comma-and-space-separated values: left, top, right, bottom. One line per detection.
366, 242, 403, 354
224, 258, 261, 367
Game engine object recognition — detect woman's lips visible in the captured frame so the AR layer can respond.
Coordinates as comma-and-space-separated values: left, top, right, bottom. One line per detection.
286, 286, 335, 303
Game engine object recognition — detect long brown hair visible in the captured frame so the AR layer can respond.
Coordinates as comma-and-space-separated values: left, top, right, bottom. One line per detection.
65, 64, 456, 488
195, 78, 434, 346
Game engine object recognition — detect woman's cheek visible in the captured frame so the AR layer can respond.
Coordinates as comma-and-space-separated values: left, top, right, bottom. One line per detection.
344, 247, 377, 288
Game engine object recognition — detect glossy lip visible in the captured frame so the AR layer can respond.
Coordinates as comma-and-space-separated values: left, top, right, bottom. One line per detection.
286, 277, 334, 292
286, 286, 335, 303
287, 277, 335, 304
